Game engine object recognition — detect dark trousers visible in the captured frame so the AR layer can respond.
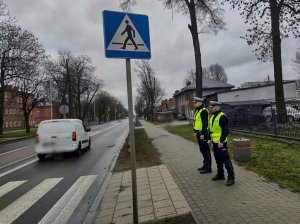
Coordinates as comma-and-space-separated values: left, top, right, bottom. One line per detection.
196, 134, 211, 170
212, 142, 235, 180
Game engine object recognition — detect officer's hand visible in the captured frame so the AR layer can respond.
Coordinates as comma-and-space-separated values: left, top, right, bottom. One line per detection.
200, 135, 204, 140
207, 140, 211, 145
218, 142, 223, 148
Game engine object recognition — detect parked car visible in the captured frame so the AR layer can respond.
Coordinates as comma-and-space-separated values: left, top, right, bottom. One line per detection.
262, 107, 300, 122
228, 108, 265, 126
177, 113, 187, 120
35, 119, 91, 160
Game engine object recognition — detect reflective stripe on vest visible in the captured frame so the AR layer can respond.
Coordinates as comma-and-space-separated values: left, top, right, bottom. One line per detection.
209, 112, 228, 143
193, 108, 208, 131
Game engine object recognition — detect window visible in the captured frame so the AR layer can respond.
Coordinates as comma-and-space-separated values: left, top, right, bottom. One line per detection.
10, 109, 12, 114
14, 121, 16, 127
10, 121, 12, 127
5, 122, 8, 128
6, 109, 8, 115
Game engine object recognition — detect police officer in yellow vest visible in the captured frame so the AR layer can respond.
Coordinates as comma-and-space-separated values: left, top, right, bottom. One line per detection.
193, 97, 212, 174
208, 101, 235, 186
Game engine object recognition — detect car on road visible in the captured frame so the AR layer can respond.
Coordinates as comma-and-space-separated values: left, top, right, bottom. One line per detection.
262, 107, 300, 122
35, 119, 91, 160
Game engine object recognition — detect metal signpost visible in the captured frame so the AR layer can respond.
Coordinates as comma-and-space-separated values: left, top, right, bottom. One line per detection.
103, 10, 151, 224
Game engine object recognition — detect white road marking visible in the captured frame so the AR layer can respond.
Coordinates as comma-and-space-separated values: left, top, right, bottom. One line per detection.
90, 123, 121, 136
39, 175, 97, 224
0, 146, 34, 156
0, 181, 27, 198
0, 159, 38, 178
0, 178, 62, 224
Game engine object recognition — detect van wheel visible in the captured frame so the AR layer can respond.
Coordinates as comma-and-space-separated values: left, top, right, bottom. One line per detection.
87, 138, 91, 150
38, 154, 46, 161
74, 143, 82, 157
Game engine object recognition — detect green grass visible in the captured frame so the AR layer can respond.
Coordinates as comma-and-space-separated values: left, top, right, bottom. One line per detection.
113, 128, 162, 172
165, 124, 300, 192
0, 128, 37, 138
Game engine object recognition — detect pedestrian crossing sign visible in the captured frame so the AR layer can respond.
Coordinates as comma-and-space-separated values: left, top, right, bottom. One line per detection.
102, 10, 151, 59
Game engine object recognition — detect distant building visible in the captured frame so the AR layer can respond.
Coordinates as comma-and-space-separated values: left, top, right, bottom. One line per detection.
154, 98, 176, 122
217, 80, 300, 109
173, 77, 235, 118
3, 86, 57, 130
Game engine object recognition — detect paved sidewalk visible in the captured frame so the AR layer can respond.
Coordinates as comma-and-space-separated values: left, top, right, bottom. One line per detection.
95, 165, 192, 224
140, 120, 300, 224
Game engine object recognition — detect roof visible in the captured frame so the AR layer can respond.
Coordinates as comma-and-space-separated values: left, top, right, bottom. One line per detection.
217, 80, 296, 94
174, 77, 235, 97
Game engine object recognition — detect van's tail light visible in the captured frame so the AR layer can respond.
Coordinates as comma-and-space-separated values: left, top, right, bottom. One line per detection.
72, 131, 77, 141
35, 134, 39, 144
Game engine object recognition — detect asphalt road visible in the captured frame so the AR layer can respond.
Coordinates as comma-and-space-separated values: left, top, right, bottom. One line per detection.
0, 119, 129, 224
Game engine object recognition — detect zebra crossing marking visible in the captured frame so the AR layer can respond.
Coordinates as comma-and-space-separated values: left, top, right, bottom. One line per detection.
39, 175, 97, 224
0, 181, 27, 198
0, 178, 62, 224
0, 159, 38, 178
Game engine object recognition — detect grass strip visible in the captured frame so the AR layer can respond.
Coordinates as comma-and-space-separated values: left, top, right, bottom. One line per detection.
113, 128, 162, 172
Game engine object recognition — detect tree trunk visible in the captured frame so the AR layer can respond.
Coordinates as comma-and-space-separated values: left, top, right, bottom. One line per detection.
0, 52, 5, 134
0, 71, 4, 135
25, 113, 30, 133
187, 0, 203, 98
270, 0, 287, 123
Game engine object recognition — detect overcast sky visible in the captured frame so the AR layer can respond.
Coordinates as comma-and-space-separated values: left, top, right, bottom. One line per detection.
6, 0, 300, 108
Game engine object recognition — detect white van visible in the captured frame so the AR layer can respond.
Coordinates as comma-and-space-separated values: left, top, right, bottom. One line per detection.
35, 119, 91, 160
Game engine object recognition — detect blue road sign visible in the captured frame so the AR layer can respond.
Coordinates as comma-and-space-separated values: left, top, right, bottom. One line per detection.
103, 10, 151, 59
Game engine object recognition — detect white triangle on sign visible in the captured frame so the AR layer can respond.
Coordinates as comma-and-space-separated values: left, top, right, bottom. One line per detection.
107, 15, 150, 52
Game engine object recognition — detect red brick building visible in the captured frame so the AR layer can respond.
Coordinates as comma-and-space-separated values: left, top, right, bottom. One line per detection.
3, 87, 56, 130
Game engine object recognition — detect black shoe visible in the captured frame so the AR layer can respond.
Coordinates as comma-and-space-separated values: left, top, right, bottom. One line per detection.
226, 179, 235, 186
197, 167, 204, 171
120, 47, 125, 49
134, 47, 138, 50
200, 169, 212, 174
211, 174, 225, 181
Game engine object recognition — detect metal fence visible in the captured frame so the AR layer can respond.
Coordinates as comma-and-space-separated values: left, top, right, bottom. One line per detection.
226, 104, 300, 140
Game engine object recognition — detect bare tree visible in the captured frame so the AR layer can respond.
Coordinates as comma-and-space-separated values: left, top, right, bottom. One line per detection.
46, 51, 104, 120
224, 0, 300, 122
183, 63, 228, 85
0, 23, 45, 133
203, 63, 228, 82
95, 91, 127, 123
17, 65, 48, 133
183, 69, 196, 85
292, 51, 300, 75
134, 94, 145, 118
120, 0, 225, 98
135, 60, 164, 120
81, 77, 103, 121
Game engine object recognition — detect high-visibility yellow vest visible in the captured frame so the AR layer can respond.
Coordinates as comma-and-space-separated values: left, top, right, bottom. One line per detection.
193, 108, 208, 131
209, 112, 228, 143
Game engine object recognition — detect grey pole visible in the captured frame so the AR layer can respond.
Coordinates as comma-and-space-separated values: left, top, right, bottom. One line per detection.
125, 58, 138, 224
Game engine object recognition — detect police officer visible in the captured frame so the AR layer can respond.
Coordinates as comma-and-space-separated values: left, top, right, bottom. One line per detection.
193, 97, 212, 174
208, 101, 235, 186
